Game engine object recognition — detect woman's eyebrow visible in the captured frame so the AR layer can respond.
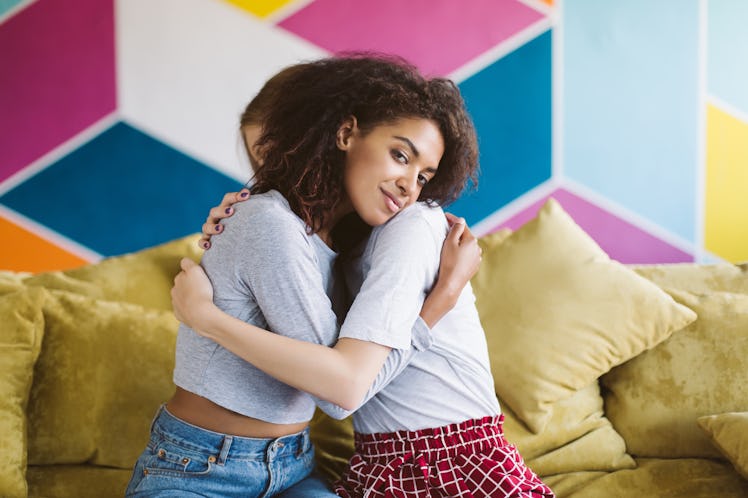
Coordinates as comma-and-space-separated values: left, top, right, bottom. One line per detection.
393, 136, 419, 157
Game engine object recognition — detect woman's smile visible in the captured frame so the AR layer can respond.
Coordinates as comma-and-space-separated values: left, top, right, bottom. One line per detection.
381, 187, 403, 214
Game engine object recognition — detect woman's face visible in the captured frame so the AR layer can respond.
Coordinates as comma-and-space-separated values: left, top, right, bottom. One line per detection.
339, 117, 444, 227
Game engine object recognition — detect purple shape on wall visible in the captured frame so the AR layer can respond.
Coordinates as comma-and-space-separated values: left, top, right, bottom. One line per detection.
489, 188, 693, 264
278, 0, 544, 76
0, 0, 115, 183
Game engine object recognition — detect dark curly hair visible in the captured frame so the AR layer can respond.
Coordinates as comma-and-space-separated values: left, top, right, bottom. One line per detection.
250, 54, 479, 233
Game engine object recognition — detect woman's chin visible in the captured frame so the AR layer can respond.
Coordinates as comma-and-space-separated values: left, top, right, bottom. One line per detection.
360, 210, 393, 227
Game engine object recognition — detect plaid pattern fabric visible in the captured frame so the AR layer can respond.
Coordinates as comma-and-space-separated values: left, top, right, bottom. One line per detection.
333, 415, 554, 498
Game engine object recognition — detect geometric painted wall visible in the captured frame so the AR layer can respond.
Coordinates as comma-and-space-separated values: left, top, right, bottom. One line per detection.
1, 0, 746, 274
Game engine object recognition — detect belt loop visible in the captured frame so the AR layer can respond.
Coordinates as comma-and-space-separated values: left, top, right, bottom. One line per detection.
297, 428, 310, 456
217, 435, 233, 466
149, 404, 165, 434
302, 427, 311, 452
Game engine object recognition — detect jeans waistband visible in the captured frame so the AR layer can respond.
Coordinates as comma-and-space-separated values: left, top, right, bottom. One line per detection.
150, 405, 312, 461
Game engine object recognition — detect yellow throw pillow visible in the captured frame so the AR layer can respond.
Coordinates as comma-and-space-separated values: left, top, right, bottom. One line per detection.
471, 198, 696, 433
0, 269, 28, 296
0, 288, 45, 498
633, 263, 748, 295
26, 289, 179, 468
23, 234, 202, 311
503, 383, 635, 476
698, 412, 748, 480
603, 290, 748, 458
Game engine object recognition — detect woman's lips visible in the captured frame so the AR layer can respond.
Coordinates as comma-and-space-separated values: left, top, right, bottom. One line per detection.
381, 188, 401, 213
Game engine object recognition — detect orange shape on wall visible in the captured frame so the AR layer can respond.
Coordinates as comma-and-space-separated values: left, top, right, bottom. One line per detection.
0, 216, 90, 273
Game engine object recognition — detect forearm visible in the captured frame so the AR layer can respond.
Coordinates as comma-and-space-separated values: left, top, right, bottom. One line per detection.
194, 305, 384, 410
419, 279, 460, 327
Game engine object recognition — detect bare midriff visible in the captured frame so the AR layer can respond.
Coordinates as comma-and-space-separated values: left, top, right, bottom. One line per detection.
166, 387, 309, 438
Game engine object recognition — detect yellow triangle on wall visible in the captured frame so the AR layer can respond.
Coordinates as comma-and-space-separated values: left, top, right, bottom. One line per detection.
225, 0, 297, 19
705, 104, 748, 263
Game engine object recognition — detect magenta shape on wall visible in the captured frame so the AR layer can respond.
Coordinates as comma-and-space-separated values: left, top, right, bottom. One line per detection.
278, 0, 545, 76
490, 188, 694, 264
0, 0, 116, 183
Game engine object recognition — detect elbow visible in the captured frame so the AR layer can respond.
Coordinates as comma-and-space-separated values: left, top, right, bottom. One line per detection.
335, 390, 364, 413
332, 375, 368, 412
325, 406, 353, 420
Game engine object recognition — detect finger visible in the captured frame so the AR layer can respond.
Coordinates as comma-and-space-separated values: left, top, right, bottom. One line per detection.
235, 189, 251, 202
446, 218, 466, 243
444, 212, 460, 227
221, 191, 241, 208
208, 204, 233, 224
460, 226, 476, 244
180, 257, 196, 271
197, 237, 211, 250
203, 220, 225, 235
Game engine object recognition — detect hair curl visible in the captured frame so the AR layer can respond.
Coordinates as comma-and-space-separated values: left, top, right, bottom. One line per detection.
249, 54, 479, 233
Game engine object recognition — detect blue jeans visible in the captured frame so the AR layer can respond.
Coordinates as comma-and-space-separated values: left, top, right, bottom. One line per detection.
125, 406, 337, 497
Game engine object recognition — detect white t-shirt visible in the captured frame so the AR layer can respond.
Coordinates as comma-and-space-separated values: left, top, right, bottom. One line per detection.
341, 202, 501, 433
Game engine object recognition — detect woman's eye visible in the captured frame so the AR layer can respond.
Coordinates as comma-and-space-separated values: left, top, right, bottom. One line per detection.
418, 174, 429, 186
391, 149, 408, 164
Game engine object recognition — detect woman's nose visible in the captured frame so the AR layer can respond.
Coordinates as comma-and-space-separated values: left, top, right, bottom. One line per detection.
396, 170, 418, 196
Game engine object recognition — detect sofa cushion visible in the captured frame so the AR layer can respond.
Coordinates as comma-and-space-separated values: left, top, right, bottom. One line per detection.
545, 458, 748, 498
698, 412, 748, 480
503, 383, 635, 476
0, 269, 28, 295
0, 289, 45, 498
26, 289, 179, 468
602, 290, 748, 458
309, 410, 355, 483
23, 234, 202, 311
26, 465, 132, 498
471, 198, 697, 433
633, 262, 748, 295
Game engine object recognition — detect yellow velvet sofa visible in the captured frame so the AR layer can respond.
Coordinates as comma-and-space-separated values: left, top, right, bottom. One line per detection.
2, 199, 747, 498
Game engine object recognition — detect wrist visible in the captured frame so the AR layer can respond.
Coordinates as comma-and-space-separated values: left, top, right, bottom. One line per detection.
190, 301, 221, 338
420, 281, 459, 328
432, 279, 461, 306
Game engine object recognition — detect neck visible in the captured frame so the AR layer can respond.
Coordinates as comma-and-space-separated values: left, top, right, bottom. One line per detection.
316, 199, 354, 249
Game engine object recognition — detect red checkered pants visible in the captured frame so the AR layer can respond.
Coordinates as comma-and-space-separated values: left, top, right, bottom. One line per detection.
333, 415, 554, 498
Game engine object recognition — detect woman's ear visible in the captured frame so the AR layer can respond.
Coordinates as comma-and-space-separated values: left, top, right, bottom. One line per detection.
336, 116, 358, 151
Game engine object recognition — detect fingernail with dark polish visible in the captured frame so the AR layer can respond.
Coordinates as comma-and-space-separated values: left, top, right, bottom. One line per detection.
225, 208, 231, 214
240, 192, 249, 198
215, 225, 221, 231
203, 242, 210, 249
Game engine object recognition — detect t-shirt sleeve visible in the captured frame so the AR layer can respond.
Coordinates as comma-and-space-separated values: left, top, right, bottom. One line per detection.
339, 212, 439, 350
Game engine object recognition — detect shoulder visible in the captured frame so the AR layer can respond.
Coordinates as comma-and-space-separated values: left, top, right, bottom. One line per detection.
364, 203, 445, 263
231, 190, 300, 226
372, 202, 447, 243
213, 190, 312, 258
229, 190, 306, 235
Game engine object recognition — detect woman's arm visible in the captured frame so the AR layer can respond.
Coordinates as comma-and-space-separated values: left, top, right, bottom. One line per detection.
174, 263, 388, 410
174, 214, 480, 411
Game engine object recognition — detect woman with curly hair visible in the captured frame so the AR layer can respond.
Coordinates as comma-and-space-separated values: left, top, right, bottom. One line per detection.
173, 54, 554, 497
125, 55, 484, 497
